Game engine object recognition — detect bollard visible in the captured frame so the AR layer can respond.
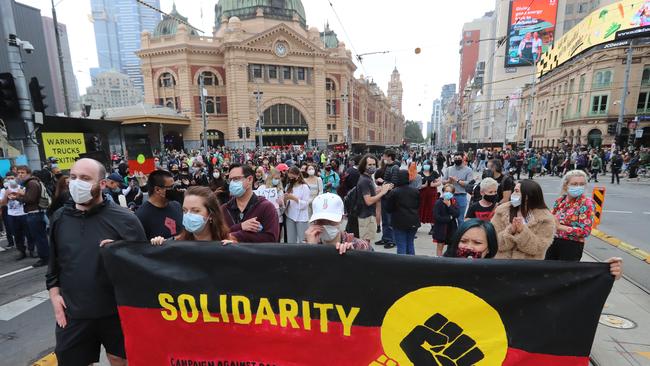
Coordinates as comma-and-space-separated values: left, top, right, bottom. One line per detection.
592, 186, 606, 228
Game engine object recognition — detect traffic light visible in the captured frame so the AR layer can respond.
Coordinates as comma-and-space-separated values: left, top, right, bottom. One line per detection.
237, 127, 243, 139
0, 73, 18, 116
607, 123, 617, 135
29, 77, 47, 113
245, 127, 251, 139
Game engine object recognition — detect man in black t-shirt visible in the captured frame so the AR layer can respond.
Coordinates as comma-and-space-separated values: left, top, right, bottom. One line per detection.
357, 154, 392, 244
135, 170, 183, 239
491, 160, 515, 204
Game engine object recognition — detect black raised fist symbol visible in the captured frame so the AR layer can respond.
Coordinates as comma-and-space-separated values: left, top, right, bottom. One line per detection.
400, 313, 484, 366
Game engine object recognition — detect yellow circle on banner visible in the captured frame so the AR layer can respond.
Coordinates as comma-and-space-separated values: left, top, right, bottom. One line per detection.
136, 154, 145, 164
380, 286, 507, 366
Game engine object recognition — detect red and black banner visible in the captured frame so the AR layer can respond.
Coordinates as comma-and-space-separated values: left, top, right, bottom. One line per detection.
101, 242, 614, 366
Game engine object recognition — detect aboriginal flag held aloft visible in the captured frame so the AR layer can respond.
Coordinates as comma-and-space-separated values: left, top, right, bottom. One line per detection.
101, 242, 614, 366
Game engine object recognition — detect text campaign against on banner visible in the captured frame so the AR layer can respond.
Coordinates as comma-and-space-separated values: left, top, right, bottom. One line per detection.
101, 242, 614, 366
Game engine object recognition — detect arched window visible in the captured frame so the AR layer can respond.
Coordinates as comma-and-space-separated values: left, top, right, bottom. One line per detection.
205, 99, 215, 114
326, 78, 336, 91
262, 104, 307, 126
159, 72, 175, 87
200, 71, 218, 86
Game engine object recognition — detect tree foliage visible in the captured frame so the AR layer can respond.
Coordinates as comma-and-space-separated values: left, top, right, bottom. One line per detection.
404, 120, 424, 143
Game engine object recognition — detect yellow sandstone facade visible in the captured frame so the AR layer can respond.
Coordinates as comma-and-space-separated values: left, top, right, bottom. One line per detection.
137, 3, 404, 150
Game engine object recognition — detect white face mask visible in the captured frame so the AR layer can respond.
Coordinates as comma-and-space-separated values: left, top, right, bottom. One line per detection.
213, 172, 220, 179
320, 225, 340, 242
307, 169, 315, 176
69, 179, 94, 204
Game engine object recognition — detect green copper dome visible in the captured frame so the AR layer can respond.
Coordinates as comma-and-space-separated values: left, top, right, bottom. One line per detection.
320, 22, 339, 49
153, 3, 198, 37
215, 0, 307, 30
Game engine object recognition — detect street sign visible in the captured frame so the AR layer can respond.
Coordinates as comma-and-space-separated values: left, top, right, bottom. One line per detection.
636, 128, 644, 138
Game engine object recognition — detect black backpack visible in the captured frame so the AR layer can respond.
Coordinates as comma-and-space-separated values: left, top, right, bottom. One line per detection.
343, 186, 362, 216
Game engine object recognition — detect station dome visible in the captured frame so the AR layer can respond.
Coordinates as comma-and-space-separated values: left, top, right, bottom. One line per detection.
214, 0, 307, 30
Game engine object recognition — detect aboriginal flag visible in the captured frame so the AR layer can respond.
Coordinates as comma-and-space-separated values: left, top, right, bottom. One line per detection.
101, 242, 613, 366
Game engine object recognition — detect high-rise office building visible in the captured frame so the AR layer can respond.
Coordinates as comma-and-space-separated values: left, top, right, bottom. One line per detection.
42, 16, 80, 113
90, 0, 161, 93
82, 70, 142, 110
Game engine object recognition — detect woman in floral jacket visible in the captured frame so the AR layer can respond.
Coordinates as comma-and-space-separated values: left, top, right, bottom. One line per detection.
545, 170, 595, 261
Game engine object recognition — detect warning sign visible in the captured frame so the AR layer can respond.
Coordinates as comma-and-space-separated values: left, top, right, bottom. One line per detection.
592, 186, 606, 228
42, 132, 87, 169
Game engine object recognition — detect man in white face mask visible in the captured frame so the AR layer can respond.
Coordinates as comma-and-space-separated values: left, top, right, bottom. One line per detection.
47, 158, 146, 366
304, 193, 372, 254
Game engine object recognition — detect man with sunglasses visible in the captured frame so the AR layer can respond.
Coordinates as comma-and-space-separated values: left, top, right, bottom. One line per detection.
135, 170, 183, 240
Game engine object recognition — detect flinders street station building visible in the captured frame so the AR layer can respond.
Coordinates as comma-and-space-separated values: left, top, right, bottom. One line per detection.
136, 1, 405, 150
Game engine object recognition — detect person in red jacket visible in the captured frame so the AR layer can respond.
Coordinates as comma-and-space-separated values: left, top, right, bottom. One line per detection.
220, 164, 280, 243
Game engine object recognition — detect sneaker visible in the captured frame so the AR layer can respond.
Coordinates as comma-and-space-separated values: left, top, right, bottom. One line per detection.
15, 252, 26, 261
374, 239, 386, 246
383, 242, 396, 249
29, 250, 37, 258
32, 259, 48, 268
5, 242, 14, 248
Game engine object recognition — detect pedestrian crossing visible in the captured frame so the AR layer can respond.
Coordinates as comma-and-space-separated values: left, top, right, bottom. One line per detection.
0, 290, 49, 321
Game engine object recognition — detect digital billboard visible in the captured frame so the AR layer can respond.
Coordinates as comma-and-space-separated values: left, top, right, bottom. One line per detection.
505, 0, 559, 67
538, 0, 650, 76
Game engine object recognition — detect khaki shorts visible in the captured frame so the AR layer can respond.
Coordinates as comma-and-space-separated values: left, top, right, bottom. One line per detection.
358, 216, 377, 243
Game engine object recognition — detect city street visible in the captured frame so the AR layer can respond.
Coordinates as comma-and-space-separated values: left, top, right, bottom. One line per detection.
1, 175, 649, 365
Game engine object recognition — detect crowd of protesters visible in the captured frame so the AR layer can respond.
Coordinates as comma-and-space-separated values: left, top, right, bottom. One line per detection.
0, 142, 631, 365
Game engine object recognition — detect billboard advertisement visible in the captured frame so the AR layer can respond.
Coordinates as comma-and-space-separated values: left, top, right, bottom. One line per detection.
505, 0, 559, 67
538, 0, 650, 76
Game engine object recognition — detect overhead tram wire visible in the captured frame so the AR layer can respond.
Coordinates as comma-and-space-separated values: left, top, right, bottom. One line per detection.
135, 0, 205, 34
324, 0, 368, 75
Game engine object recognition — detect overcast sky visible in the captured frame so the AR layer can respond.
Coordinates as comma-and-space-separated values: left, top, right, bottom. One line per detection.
19, 0, 494, 126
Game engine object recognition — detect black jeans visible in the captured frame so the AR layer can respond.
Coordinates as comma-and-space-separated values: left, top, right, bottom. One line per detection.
545, 238, 584, 261
611, 169, 620, 184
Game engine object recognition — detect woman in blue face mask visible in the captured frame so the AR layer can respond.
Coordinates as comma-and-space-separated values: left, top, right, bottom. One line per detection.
545, 170, 595, 261
150, 186, 233, 245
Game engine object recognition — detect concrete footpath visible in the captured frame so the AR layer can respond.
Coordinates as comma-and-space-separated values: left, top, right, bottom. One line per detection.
371, 224, 650, 366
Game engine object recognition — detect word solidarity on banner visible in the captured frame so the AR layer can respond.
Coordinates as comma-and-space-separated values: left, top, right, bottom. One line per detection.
102, 242, 613, 366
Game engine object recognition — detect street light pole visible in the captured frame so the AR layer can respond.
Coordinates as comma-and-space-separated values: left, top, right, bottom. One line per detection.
199, 74, 208, 152
616, 41, 634, 144
503, 96, 510, 150
253, 83, 263, 148
51, 0, 70, 116
525, 68, 537, 150
1, 1, 40, 170
341, 86, 349, 148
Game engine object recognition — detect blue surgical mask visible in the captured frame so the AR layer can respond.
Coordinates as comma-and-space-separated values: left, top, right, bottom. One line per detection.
423, 164, 431, 171
510, 194, 521, 207
229, 180, 245, 198
442, 192, 454, 200
272, 178, 280, 186
568, 186, 585, 198
183, 213, 208, 234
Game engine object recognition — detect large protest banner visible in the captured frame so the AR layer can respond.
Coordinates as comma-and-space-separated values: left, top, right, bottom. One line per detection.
102, 242, 613, 366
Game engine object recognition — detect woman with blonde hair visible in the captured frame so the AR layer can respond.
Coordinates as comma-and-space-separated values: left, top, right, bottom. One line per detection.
545, 170, 595, 261
258, 167, 285, 239
303, 163, 323, 216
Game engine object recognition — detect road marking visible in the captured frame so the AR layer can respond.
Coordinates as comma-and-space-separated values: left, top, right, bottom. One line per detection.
643, 212, 650, 215
602, 210, 633, 214
0, 290, 49, 321
0, 266, 33, 280
32, 352, 57, 366
591, 229, 650, 263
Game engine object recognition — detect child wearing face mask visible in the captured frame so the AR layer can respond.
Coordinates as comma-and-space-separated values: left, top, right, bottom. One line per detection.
304, 193, 371, 254
465, 178, 498, 222
432, 184, 460, 257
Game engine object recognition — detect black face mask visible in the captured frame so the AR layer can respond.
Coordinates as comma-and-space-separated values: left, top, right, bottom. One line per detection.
164, 188, 183, 203
454, 160, 463, 166
483, 194, 498, 203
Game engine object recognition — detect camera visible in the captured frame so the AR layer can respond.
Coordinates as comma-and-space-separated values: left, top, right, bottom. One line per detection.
22, 42, 34, 54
